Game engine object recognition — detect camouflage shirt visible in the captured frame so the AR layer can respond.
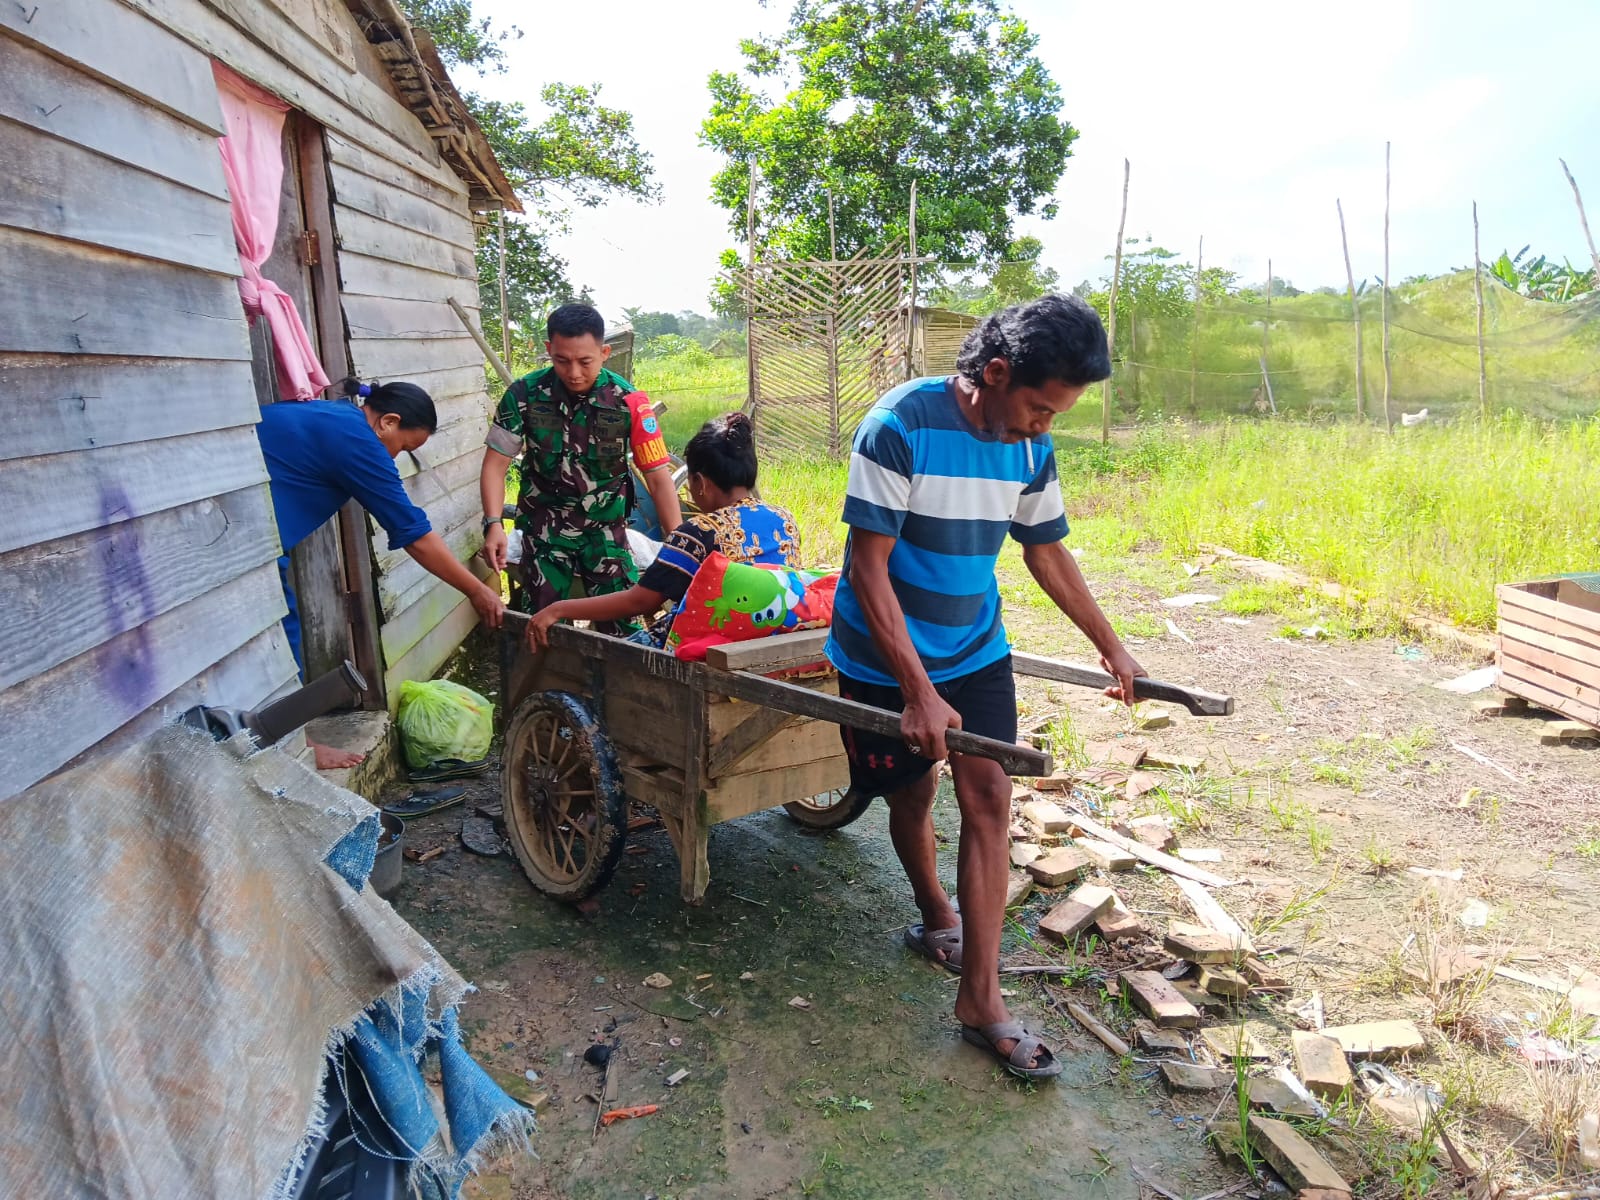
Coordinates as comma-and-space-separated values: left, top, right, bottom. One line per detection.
486, 366, 668, 548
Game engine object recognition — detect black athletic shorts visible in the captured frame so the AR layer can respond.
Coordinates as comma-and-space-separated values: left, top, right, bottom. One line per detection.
836, 654, 1018, 800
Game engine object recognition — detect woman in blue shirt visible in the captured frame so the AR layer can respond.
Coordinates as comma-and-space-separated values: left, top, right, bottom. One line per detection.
257, 378, 504, 767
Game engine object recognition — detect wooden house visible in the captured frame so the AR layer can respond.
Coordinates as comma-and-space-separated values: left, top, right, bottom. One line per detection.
0, 0, 515, 799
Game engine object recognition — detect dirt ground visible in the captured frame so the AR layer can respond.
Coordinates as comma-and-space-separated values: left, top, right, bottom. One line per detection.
389, 560, 1600, 1200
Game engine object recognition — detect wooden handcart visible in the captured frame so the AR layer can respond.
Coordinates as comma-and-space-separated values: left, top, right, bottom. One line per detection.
497, 620, 1233, 904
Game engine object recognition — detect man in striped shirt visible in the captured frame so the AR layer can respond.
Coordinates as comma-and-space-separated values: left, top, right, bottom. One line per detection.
826, 294, 1145, 1079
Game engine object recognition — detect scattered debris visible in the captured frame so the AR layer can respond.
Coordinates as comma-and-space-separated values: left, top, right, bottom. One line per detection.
459, 816, 504, 857
738, 971, 755, 982
1240, 956, 1291, 993
1122, 970, 1201, 1029
1162, 593, 1222, 608
1404, 865, 1464, 882
1541, 720, 1600, 746
1128, 816, 1177, 851
642, 973, 672, 990
1108, 742, 1150, 768
1473, 694, 1528, 717
1010, 842, 1042, 868
1039, 886, 1117, 943
1077, 838, 1136, 873
403, 845, 446, 864
1248, 1074, 1320, 1119
1004, 871, 1035, 908
1164, 618, 1195, 645
1068, 812, 1235, 887
1247, 1114, 1350, 1194
787, 996, 812, 1010
1450, 741, 1519, 783
600, 1104, 658, 1127
1292, 1031, 1354, 1099
1434, 666, 1499, 694
1171, 978, 1233, 1013
665, 1069, 689, 1087
1580, 1111, 1600, 1171
583, 1043, 612, 1068
1067, 1000, 1130, 1057
1094, 890, 1147, 942
1021, 798, 1074, 834
1319, 1019, 1427, 1059
1125, 770, 1165, 798
1142, 751, 1207, 772
1296, 625, 1330, 640
1516, 1032, 1577, 1066
1458, 899, 1490, 928
1134, 1021, 1190, 1055
1164, 924, 1243, 965
1136, 712, 1174, 731
1172, 876, 1255, 950
668, 1037, 682, 1048
1026, 846, 1093, 888
1198, 964, 1251, 1000
1160, 1061, 1231, 1093
1200, 1024, 1270, 1061
1290, 992, 1326, 1031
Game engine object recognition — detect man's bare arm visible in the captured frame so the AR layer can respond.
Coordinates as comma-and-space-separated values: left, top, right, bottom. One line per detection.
642, 464, 682, 533
479, 448, 514, 571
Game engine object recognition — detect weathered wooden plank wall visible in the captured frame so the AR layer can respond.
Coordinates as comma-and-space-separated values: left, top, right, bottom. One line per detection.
0, 0, 295, 799
0, 0, 502, 795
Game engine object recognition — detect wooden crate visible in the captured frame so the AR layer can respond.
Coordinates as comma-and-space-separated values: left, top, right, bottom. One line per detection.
1496, 580, 1600, 730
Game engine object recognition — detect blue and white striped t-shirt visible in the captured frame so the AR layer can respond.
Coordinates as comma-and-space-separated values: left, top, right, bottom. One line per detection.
825, 376, 1070, 685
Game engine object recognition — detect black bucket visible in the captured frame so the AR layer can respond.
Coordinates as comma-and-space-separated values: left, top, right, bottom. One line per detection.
371, 812, 404, 899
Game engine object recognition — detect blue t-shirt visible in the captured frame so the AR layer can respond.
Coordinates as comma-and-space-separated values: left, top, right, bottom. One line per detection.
826, 377, 1070, 685
255, 400, 431, 554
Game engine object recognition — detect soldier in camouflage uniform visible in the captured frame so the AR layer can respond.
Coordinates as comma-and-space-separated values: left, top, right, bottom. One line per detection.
480, 304, 681, 634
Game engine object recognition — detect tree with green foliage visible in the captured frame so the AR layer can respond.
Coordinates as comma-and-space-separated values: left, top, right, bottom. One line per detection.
927, 236, 1059, 314
399, 0, 658, 355
701, 0, 1077, 269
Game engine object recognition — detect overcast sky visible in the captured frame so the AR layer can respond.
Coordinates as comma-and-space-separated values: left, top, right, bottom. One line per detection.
467, 0, 1600, 322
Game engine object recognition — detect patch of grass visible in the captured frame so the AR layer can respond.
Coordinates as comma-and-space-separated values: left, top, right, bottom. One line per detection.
1230, 1022, 1258, 1179
1576, 832, 1600, 859
1305, 819, 1334, 863
1043, 710, 1090, 772
1251, 872, 1338, 940
1052, 413, 1600, 630
1524, 1062, 1600, 1177
1110, 612, 1164, 640
1362, 834, 1398, 874
1265, 783, 1311, 831
1219, 581, 1305, 616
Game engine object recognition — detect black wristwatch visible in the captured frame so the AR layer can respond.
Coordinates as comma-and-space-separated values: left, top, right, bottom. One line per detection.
482, 516, 502, 535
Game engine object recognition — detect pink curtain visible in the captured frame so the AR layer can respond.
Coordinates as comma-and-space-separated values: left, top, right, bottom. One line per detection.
213, 62, 330, 400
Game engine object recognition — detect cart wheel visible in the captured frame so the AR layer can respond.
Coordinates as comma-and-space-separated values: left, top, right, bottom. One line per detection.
502, 691, 628, 902
782, 787, 874, 831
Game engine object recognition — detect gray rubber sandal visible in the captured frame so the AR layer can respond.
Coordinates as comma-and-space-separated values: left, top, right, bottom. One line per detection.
960, 1020, 1063, 1079
904, 922, 963, 974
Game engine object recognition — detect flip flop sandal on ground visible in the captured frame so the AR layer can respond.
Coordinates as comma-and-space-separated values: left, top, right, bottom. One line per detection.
382, 785, 467, 819
904, 922, 964, 974
960, 1021, 1063, 1080
459, 816, 505, 857
408, 758, 492, 783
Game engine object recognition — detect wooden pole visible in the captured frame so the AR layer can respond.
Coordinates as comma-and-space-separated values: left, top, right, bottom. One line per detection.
905, 178, 919, 381
1189, 235, 1202, 414
1336, 198, 1365, 421
1473, 200, 1488, 420
496, 209, 511, 370
1381, 140, 1394, 434
826, 190, 840, 455
1102, 158, 1130, 446
447, 295, 513, 389
1559, 158, 1600, 285
745, 161, 758, 410
1260, 256, 1274, 413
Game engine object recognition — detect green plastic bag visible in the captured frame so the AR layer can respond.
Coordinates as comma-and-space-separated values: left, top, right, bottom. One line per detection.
396, 679, 494, 769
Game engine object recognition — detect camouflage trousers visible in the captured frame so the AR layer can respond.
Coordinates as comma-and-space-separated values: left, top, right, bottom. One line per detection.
517, 525, 640, 636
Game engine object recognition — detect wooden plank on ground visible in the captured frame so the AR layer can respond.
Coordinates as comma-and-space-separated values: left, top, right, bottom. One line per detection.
1065, 1001, 1130, 1058
0, 35, 229, 199
0, 563, 288, 798
1171, 875, 1256, 952
1038, 886, 1116, 943
0, 116, 240, 275
1121, 970, 1201, 1029
0, 355, 259, 461
1319, 1020, 1427, 1059
1247, 1115, 1350, 1194
0, 0, 225, 133
0, 227, 251, 360
1292, 1031, 1354, 1099
1063, 810, 1237, 887
0, 485, 279, 691
0, 425, 269, 554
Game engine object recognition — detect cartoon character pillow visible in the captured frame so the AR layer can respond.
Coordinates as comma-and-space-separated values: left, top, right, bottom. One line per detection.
666, 553, 838, 662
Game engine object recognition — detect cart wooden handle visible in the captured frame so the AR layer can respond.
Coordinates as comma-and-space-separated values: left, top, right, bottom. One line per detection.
500, 614, 1052, 778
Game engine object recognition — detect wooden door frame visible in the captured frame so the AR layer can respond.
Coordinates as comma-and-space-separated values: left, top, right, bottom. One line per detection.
294, 118, 385, 708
